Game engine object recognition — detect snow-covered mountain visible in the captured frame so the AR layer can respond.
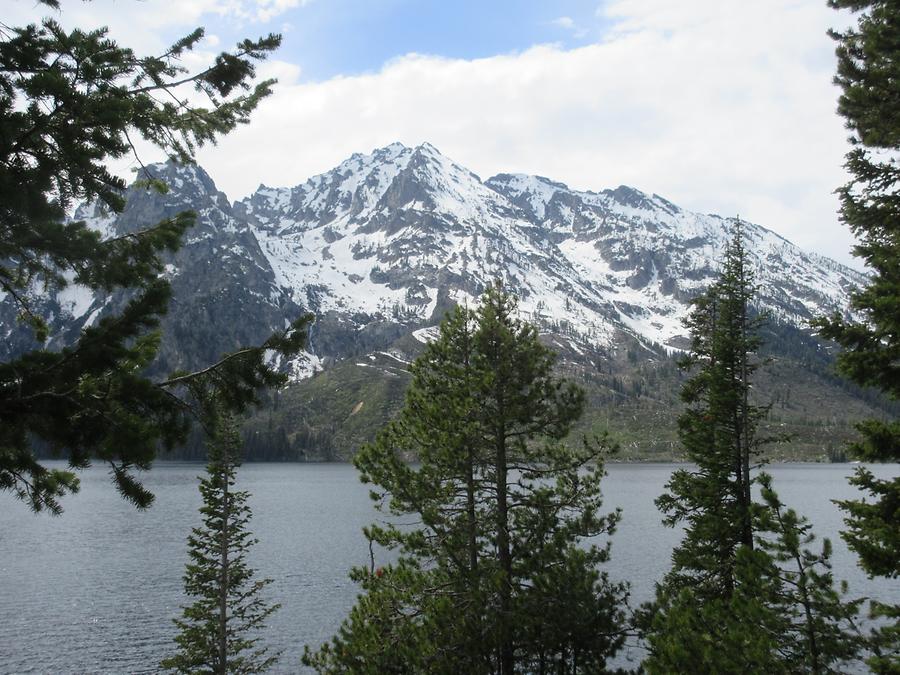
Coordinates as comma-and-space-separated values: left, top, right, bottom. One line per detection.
231, 141, 861, 355
2, 142, 865, 378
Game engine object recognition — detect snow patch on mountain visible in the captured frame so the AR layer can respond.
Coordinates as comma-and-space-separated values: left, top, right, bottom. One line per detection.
413, 326, 441, 344
56, 281, 94, 320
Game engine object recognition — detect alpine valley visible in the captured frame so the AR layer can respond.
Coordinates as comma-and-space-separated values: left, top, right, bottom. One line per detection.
5, 143, 894, 461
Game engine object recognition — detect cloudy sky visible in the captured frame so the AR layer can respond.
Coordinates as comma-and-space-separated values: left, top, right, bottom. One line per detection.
17, 0, 861, 267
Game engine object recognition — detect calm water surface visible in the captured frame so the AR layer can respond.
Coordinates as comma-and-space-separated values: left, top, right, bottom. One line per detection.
1, 462, 897, 673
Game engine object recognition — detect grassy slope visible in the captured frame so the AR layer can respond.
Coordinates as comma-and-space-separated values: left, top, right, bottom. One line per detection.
240, 326, 896, 463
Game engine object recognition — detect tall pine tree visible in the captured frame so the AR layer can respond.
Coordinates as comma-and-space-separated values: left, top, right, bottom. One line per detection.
162, 408, 279, 674
646, 225, 864, 673
0, 3, 310, 512
304, 285, 628, 674
814, 3, 900, 670
654, 221, 767, 600
645, 223, 773, 672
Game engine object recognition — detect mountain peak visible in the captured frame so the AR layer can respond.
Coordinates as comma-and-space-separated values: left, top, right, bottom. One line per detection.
365, 140, 441, 154
413, 141, 441, 154
485, 173, 568, 220
133, 160, 218, 195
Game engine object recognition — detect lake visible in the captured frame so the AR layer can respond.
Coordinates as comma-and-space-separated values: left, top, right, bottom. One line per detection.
1, 462, 897, 673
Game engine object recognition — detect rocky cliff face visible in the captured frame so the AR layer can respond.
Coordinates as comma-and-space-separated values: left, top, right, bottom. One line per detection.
1, 162, 309, 377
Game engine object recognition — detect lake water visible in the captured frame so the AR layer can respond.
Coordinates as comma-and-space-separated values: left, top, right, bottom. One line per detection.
1, 462, 897, 673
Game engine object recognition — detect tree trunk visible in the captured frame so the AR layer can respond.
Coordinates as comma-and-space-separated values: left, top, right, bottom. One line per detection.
792, 544, 821, 673
466, 445, 478, 573
218, 462, 230, 674
495, 418, 514, 674
739, 267, 753, 550
463, 323, 478, 576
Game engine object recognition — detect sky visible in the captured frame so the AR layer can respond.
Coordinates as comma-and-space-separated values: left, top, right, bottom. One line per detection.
14, 0, 861, 268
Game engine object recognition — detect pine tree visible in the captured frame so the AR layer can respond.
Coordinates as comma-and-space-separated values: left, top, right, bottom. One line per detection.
644, 575, 783, 674
813, 3, 900, 670
644, 223, 775, 671
0, 3, 311, 512
749, 473, 864, 674
304, 306, 488, 672
305, 285, 628, 673
654, 221, 768, 600
162, 410, 279, 674
645, 225, 864, 673
645, 521, 862, 675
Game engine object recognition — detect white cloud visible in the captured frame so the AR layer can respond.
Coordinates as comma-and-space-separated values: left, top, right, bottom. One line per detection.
194, 0, 860, 268
8, 0, 862, 268
253, 0, 313, 23
551, 15, 588, 39
7, 0, 311, 54
256, 59, 304, 84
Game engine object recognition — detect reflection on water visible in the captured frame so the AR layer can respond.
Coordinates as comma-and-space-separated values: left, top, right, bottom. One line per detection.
0, 462, 896, 673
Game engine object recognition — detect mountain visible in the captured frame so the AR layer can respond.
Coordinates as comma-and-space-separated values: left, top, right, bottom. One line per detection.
4, 143, 888, 461
232, 141, 861, 354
